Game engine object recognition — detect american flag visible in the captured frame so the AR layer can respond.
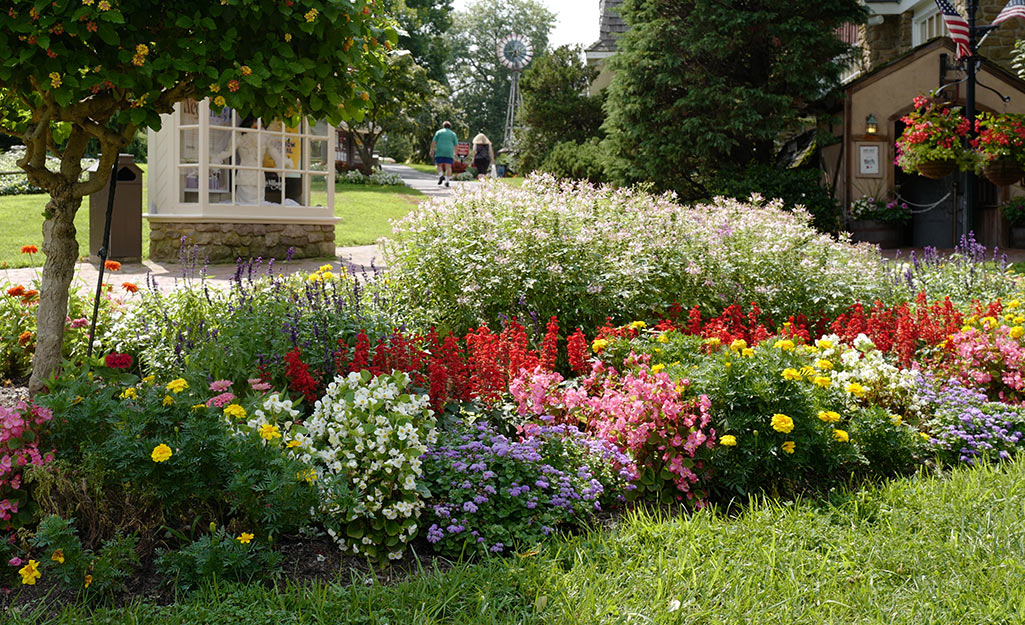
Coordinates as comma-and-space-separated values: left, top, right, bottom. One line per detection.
934, 0, 971, 59
993, 0, 1025, 26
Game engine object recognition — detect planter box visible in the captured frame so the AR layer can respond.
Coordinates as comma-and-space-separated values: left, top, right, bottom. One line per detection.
849, 219, 904, 249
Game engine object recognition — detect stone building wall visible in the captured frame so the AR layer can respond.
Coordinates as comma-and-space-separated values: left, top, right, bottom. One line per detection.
149, 221, 336, 263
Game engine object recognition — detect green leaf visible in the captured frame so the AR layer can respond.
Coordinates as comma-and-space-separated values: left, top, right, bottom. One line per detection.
345, 520, 363, 539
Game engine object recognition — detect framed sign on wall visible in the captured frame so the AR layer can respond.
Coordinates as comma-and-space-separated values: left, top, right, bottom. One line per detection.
858, 144, 882, 177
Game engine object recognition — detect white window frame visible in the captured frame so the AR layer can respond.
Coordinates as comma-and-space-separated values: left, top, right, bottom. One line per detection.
912, 2, 943, 47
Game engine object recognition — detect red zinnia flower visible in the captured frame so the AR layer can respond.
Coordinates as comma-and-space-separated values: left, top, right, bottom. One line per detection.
20, 245, 38, 254
122, 282, 139, 293
18, 331, 32, 346
7, 285, 26, 297
104, 352, 133, 369
104, 260, 121, 271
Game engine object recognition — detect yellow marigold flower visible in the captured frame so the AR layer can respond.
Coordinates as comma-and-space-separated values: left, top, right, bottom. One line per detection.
120, 387, 137, 400
297, 468, 317, 483
166, 378, 189, 393
151, 444, 172, 463
657, 333, 670, 344
1016, 315, 1025, 325
84, 574, 92, 588
833, 429, 850, 443
800, 365, 816, 378
815, 359, 833, 371
781, 441, 796, 454
920, 432, 930, 440
815, 338, 834, 349
19, 560, 41, 585
1011, 326, 1025, 340
729, 338, 747, 351
774, 339, 795, 351
304, 8, 318, 21
960, 325, 973, 333
307, 272, 323, 283
72, 395, 83, 405
213, 95, 226, 107
286, 439, 301, 449
237, 532, 254, 544
51, 550, 64, 564
49, 72, 62, 88
629, 320, 647, 329
284, 33, 292, 42
1009, 299, 1021, 309
191, 403, 206, 411
782, 368, 802, 381
591, 338, 609, 353
890, 414, 903, 426
259, 423, 281, 441
812, 375, 832, 388
770, 413, 794, 433
142, 375, 155, 384
742, 348, 754, 357
224, 404, 247, 419
705, 337, 722, 347
318, 264, 333, 272
322, 271, 335, 280
162, 395, 174, 407
818, 410, 841, 423
651, 363, 665, 374
844, 382, 867, 398
719, 435, 737, 447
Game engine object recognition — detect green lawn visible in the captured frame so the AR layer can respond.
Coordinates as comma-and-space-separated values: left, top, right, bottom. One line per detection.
0, 165, 151, 269
18, 459, 1025, 624
0, 172, 422, 266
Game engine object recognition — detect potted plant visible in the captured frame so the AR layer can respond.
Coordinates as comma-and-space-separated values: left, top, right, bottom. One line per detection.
1000, 196, 1025, 247
972, 112, 1025, 186
896, 96, 975, 179
847, 195, 911, 248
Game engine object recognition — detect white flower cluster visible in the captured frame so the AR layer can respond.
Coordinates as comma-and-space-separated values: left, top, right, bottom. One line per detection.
225, 392, 302, 445
303, 370, 436, 559
817, 333, 919, 413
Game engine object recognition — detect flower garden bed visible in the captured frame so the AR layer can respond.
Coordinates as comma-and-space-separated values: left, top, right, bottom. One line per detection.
0, 178, 1023, 617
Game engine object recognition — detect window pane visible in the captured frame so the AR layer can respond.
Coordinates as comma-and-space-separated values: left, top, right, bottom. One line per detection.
311, 120, 329, 137
180, 167, 199, 203
309, 174, 328, 207
210, 129, 232, 165
180, 99, 199, 125
179, 128, 198, 164
309, 139, 329, 172
210, 168, 231, 204
210, 106, 233, 127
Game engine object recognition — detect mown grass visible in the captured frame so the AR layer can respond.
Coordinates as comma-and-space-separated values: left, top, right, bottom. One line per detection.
0, 172, 422, 266
15, 459, 1025, 624
0, 165, 151, 269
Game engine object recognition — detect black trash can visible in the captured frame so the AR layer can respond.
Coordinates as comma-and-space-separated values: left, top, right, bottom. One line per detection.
89, 154, 144, 263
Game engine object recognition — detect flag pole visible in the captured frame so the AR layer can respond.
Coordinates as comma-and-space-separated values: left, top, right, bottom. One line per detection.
965, 0, 977, 241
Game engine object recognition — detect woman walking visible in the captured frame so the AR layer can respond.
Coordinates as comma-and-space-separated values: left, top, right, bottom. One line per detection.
472, 132, 495, 180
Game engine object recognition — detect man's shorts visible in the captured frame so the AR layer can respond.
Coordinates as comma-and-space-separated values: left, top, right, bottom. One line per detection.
434, 156, 454, 165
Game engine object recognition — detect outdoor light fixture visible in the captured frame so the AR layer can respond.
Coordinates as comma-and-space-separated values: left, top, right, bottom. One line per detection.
865, 114, 879, 136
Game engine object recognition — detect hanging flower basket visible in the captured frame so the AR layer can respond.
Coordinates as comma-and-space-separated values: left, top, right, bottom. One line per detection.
916, 159, 957, 179
982, 157, 1024, 186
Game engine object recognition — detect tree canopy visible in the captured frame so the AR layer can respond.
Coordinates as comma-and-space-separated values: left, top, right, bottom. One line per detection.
0, 0, 395, 392
384, 0, 455, 84
516, 45, 603, 173
602, 0, 864, 199
447, 0, 554, 149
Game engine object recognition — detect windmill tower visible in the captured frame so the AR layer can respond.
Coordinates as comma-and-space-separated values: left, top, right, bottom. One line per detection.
498, 34, 534, 147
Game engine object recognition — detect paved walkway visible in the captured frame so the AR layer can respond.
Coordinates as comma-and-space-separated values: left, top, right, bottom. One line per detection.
381, 162, 479, 198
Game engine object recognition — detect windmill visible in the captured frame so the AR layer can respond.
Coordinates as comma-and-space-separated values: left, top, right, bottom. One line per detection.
497, 33, 533, 147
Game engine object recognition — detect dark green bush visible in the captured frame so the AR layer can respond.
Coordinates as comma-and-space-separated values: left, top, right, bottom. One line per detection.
709, 164, 841, 233
540, 139, 607, 184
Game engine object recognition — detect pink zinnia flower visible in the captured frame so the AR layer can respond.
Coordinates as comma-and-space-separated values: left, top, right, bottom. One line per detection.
206, 392, 236, 408
69, 318, 89, 329
248, 378, 272, 391
209, 379, 233, 392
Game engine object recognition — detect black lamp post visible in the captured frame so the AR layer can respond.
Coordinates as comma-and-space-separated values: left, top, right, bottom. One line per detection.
966, 0, 978, 238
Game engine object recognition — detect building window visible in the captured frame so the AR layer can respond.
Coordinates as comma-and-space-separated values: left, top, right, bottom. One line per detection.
913, 3, 942, 47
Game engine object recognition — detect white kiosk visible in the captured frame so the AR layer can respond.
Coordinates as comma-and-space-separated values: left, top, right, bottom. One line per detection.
146, 98, 338, 262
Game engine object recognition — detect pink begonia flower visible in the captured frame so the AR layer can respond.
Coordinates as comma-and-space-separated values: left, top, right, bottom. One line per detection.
206, 392, 236, 408
209, 379, 233, 392
69, 318, 89, 329
8, 557, 21, 567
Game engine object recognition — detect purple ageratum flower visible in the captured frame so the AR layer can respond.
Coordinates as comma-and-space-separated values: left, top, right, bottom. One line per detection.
427, 524, 444, 543
463, 501, 478, 514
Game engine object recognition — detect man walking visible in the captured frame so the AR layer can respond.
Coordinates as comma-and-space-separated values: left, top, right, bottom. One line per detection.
430, 121, 458, 187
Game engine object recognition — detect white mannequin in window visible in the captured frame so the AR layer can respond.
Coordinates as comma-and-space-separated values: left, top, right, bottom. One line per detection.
212, 116, 290, 205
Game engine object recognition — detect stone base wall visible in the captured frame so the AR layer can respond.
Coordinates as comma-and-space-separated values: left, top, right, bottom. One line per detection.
149, 221, 336, 263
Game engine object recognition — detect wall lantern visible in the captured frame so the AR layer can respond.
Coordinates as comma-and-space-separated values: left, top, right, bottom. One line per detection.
865, 113, 879, 136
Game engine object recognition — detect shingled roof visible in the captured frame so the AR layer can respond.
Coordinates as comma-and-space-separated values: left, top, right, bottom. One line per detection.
586, 0, 627, 54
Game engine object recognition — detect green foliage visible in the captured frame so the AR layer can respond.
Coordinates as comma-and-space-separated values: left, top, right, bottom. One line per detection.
1001, 195, 1025, 225
155, 527, 281, 593
383, 0, 455, 85
540, 139, 607, 183
36, 372, 319, 545
709, 163, 841, 233
602, 0, 864, 199
516, 45, 603, 172
448, 0, 556, 150
28, 515, 139, 596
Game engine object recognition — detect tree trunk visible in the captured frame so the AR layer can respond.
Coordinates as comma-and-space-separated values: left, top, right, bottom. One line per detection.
28, 188, 81, 395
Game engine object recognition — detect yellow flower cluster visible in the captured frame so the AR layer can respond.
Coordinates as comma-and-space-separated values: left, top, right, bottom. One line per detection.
817, 410, 841, 423
844, 382, 867, 398
629, 321, 646, 329
132, 43, 148, 66
49, 72, 62, 88
771, 413, 794, 433
259, 423, 281, 441
307, 264, 337, 282
296, 468, 317, 483
833, 429, 850, 443
720, 434, 737, 447
19, 560, 41, 585
151, 443, 172, 463
781, 441, 796, 454
304, 8, 318, 22
224, 404, 247, 420
166, 378, 189, 394
120, 387, 137, 400
782, 368, 802, 381
773, 339, 795, 351
591, 338, 609, 353
237, 532, 254, 544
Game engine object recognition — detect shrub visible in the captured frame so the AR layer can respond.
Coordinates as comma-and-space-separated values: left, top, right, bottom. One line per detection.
25, 515, 138, 595
1000, 196, 1025, 225
289, 370, 436, 563
421, 422, 633, 557
708, 163, 842, 233
336, 169, 405, 186
383, 176, 888, 337
155, 527, 281, 592
540, 139, 607, 184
